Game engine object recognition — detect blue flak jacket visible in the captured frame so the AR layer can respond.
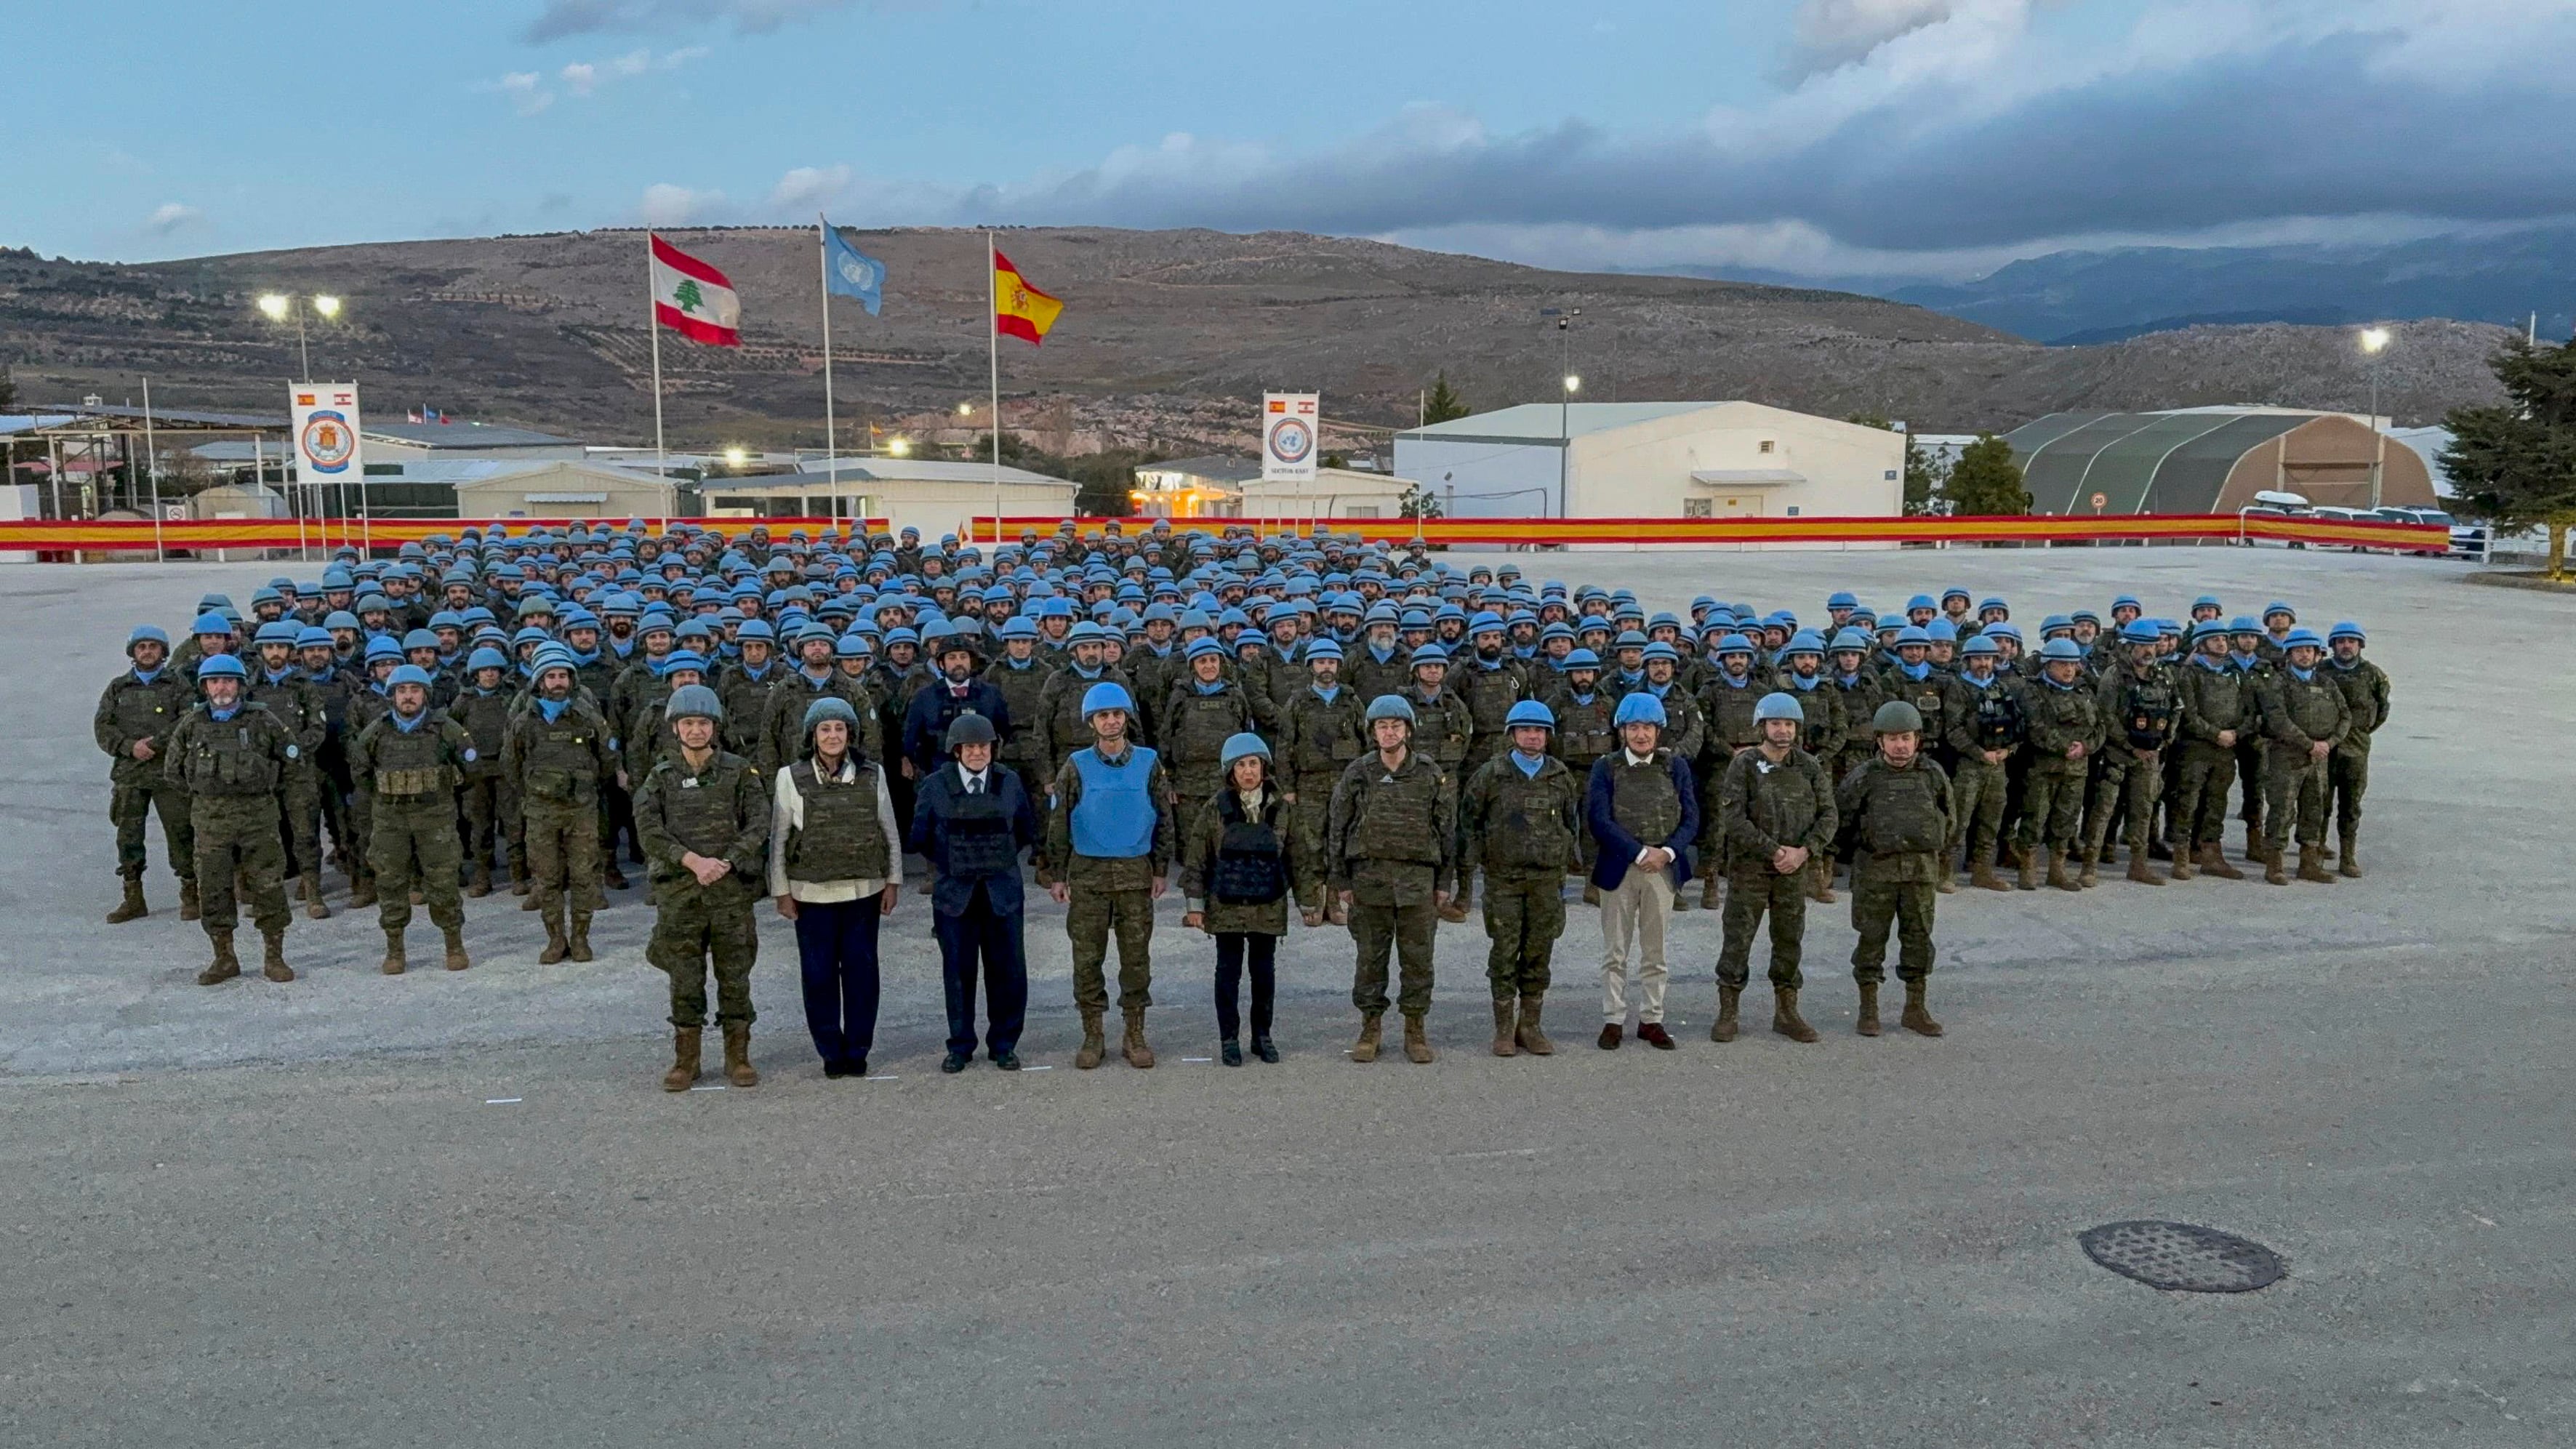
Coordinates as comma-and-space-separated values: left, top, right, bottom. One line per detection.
1068, 745, 1160, 859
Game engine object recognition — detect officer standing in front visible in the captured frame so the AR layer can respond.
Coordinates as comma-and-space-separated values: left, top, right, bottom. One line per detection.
635, 683, 772, 1091
163, 654, 299, 985
912, 713, 1040, 1072
1326, 695, 1456, 1065
1458, 698, 1581, 1057
97, 624, 196, 923
1048, 683, 1176, 1071
1713, 692, 1837, 1044
1836, 701, 1951, 1037
348, 663, 476, 975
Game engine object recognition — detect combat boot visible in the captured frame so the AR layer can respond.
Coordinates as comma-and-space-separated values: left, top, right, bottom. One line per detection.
1490, 998, 1519, 1057
1581, 882, 1601, 906
443, 927, 470, 971
381, 930, 407, 976
2338, 832, 2363, 878
1351, 1012, 1383, 1064
519, 882, 542, 912
1514, 996, 1554, 1055
1121, 1009, 1156, 1069
179, 877, 201, 921
1403, 1013, 1435, 1064
510, 861, 531, 896
1700, 875, 1722, 910
197, 928, 241, 986
301, 871, 330, 920
603, 860, 630, 892
2045, 847, 2079, 892
722, 1023, 759, 1086
567, 912, 594, 963
2016, 846, 2039, 891
1807, 856, 1837, 904
2198, 843, 2244, 880
2126, 853, 2164, 886
106, 874, 149, 924
1440, 886, 1469, 924
348, 877, 377, 910
1301, 907, 1325, 928
1711, 984, 1741, 1043
261, 930, 294, 982
1901, 979, 1943, 1037
1855, 981, 1881, 1037
2264, 847, 2289, 884
2170, 848, 2196, 881
1970, 858, 2012, 892
2077, 850, 2100, 889
1771, 987, 1820, 1043
662, 1027, 702, 1091
1075, 1011, 1106, 1069
539, 907, 571, 965
1935, 868, 1958, 895
1670, 883, 1692, 912
2298, 846, 2336, 884
465, 863, 491, 899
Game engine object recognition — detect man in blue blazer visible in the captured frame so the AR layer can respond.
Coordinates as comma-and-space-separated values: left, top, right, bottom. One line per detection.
908, 713, 1040, 1072
1586, 692, 1698, 1051
902, 628, 1011, 779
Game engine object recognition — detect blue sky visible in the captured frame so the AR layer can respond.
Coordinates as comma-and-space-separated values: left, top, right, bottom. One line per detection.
12, 0, 2575, 280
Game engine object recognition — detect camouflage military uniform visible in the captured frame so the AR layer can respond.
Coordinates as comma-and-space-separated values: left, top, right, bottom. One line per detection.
1459, 750, 1581, 1000
2262, 666, 2351, 859
348, 710, 476, 941
506, 696, 615, 923
95, 666, 196, 899
2323, 657, 2390, 860
1545, 681, 1618, 878
1694, 675, 1765, 898
1326, 748, 1456, 1019
1046, 747, 1177, 1018
1940, 673, 2022, 874
165, 700, 299, 944
980, 655, 1054, 781
1159, 679, 1258, 830
447, 683, 518, 888
246, 668, 332, 893
1715, 747, 1837, 989
1280, 684, 1368, 915
634, 749, 771, 1027
2016, 675, 2103, 858
2086, 664, 2182, 868
1836, 755, 1952, 984
2175, 658, 2257, 854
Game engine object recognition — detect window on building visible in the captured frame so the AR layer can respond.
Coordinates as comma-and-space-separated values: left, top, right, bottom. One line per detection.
1344, 506, 1379, 518
1785, 506, 1800, 516
1682, 498, 1712, 518
1758, 440, 1775, 454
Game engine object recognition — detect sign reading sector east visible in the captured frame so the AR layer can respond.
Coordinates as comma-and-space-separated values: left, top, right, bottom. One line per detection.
1263, 393, 1319, 482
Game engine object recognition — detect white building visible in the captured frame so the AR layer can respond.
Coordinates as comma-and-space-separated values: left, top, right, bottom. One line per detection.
1392, 402, 1903, 542
1133, 455, 1416, 521
699, 458, 1078, 537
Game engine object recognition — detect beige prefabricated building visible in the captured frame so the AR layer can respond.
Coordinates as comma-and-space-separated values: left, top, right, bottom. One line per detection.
2005, 408, 2438, 514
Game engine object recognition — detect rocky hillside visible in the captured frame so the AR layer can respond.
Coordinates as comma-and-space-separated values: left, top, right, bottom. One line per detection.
0, 228, 2510, 454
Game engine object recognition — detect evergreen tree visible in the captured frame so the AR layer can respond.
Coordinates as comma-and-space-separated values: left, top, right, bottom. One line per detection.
1421, 374, 1469, 425
1942, 433, 2031, 516
2443, 337, 2576, 579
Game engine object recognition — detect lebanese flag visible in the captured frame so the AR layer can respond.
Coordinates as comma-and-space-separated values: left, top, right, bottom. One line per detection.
649, 233, 742, 347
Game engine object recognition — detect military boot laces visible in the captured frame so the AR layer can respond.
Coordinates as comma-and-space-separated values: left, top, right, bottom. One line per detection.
1351, 1012, 1383, 1064
1075, 1011, 1107, 1070
1771, 987, 1821, 1043
1403, 1014, 1435, 1064
1514, 997, 1554, 1055
662, 1027, 702, 1091
107, 875, 149, 924
723, 1023, 760, 1086
261, 931, 294, 983
567, 912, 595, 962
197, 929, 241, 986
1855, 982, 1882, 1037
1490, 998, 1519, 1057
1711, 984, 1742, 1043
1901, 979, 1944, 1037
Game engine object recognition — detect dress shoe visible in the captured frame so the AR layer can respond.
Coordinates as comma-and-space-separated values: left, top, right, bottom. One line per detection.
1637, 1021, 1675, 1050
1597, 1022, 1622, 1050
939, 1052, 971, 1074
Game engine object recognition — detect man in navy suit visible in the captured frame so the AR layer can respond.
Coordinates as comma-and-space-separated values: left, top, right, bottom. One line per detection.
908, 713, 1040, 1072
1586, 692, 1698, 1051
902, 627, 1011, 779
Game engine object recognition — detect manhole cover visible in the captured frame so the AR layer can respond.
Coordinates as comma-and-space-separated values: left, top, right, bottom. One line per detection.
2078, 1220, 2285, 1293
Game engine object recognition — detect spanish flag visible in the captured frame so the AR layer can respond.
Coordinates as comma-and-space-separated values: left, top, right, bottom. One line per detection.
992, 248, 1063, 345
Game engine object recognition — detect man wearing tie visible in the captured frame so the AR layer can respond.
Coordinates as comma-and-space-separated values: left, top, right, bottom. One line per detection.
902, 627, 1011, 780
908, 713, 1040, 1072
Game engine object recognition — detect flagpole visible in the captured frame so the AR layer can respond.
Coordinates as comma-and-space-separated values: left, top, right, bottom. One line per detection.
987, 229, 1002, 548
817, 215, 838, 531
647, 230, 666, 479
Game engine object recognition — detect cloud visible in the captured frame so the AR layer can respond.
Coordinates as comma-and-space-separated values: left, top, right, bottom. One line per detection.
745, 1, 2576, 279
496, 47, 702, 113
524, 0, 862, 42
640, 182, 724, 225
1789, 0, 1972, 73
144, 202, 202, 235
498, 71, 554, 114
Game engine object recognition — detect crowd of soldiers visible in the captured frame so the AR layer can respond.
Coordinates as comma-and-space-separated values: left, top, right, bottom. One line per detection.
95, 518, 2391, 1085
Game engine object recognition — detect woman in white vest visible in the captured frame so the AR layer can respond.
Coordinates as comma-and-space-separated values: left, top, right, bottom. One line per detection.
769, 695, 902, 1079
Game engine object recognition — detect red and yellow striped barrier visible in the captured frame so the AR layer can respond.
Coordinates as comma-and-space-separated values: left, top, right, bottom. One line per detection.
0, 516, 878, 553
965, 513, 2450, 550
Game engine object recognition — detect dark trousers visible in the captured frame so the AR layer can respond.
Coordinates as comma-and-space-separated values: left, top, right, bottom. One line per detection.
933, 882, 1027, 1056
793, 896, 883, 1065
1213, 931, 1277, 1041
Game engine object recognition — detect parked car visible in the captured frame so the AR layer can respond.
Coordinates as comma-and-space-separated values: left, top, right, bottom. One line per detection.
2372, 506, 2457, 557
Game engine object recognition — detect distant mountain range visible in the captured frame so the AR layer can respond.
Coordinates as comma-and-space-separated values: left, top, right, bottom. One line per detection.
0, 228, 2513, 450
1657, 227, 2576, 345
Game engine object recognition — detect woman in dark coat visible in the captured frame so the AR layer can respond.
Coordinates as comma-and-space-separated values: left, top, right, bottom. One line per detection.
1179, 733, 1302, 1065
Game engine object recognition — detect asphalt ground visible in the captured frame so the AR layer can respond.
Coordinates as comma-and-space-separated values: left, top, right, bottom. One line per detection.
5, 546, 2571, 1447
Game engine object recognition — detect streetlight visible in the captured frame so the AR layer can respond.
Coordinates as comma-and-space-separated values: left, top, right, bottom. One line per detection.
2360, 326, 2392, 509
887, 436, 911, 458
257, 292, 342, 380
1559, 372, 1581, 520
723, 446, 748, 469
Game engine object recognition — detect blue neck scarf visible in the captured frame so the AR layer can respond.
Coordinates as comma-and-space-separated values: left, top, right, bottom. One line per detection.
1790, 673, 1821, 691
2194, 654, 2228, 673
1899, 660, 1931, 681
209, 703, 239, 721
1312, 683, 1341, 703
1195, 679, 1225, 695
391, 710, 428, 733
1510, 750, 1546, 777
265, 669, 295, 686
134, 667, 163, 685
2286, 664, 2314, 682
536, 697, 570, 723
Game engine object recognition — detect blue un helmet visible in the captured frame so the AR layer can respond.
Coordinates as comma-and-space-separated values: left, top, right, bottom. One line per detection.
1365, 694, 1416, 723
2121, 619, 2161, 645
195, 653, 247, 681
295, 625, 334, 652
1504, 699, 1556, 731
2282, 626, 2324, 651
665, 683, 724, 722
388, 664, 435, 690
1613, 691, 1667, 728
2328, 620, 2367, 644
1959, 634, 2000, 659
191, 611, 234, 638
364, 636, 404, 665
2039, 638, 2085, 662
1184, 635, 1226, 661
467, 646, 510, 673
128, 623, 172, 653
252, 619, 300, 647
1218, 732, 1272, 771
1753, 691, 1804, 723
1081, 681, 1136, 718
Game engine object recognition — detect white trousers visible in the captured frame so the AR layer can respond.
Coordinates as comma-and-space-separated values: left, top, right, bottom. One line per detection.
1599, 868, 1674, 1024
